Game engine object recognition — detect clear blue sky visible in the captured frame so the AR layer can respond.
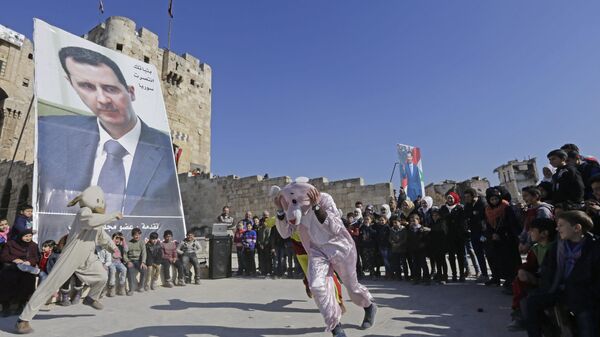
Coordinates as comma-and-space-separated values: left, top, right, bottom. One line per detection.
3, 1, 600, 189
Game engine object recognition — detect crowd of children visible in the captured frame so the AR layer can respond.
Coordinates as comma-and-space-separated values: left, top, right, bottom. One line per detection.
229, 143, 600, 336
0, 142, 599, 336
0, 218, 205, 317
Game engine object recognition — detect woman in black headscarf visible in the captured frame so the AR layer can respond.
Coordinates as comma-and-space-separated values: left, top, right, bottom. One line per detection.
0, 229, 39, 316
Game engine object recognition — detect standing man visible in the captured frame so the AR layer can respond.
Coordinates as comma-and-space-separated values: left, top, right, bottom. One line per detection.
217, 206, 235, 230
401, 152, 423, 202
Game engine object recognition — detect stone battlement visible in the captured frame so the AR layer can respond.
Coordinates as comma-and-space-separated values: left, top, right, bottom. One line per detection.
178, 174, 393, 230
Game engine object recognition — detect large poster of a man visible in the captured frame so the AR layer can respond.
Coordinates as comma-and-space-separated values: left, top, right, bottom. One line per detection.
397, 144, 425, 202
33, 20, 185, 242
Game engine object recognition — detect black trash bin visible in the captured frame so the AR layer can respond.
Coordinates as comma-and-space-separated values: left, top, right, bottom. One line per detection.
208, 234, 232, 279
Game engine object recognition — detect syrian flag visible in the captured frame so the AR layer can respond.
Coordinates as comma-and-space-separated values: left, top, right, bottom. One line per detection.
99, 0, 104, 14
168, 0, 174, 18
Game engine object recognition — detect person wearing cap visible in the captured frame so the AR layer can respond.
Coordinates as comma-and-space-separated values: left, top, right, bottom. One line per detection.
547, 149, 585, 210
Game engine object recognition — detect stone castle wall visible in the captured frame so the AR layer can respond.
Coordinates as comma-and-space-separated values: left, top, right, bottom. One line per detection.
178, 174, 393, 230
0, 160, 33, 224
0, 33, 34, 164
84, 16, 212, 174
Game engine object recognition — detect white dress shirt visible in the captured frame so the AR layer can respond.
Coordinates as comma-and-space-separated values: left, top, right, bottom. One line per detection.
90, 117, 142, 187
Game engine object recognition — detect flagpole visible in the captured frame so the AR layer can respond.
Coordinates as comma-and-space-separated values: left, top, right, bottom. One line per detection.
168, 17, 172, 50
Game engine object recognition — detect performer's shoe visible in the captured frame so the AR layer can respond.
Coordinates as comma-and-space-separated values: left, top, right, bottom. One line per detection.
71, 288, 82, 305
58, 290, 71, 306
331, 323, 347, 337
15, 320, 33, 334
164, 282, 174, 288
361, 303, 377, 329
82, 297, 103, 310
194, 279, 201, 285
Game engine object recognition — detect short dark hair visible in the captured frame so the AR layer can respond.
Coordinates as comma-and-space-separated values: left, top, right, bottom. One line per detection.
567, 150, 580, 160
59, 46, 128, 88
19, 204, 33, 212
131, 228, 142, 235
409, 213, 421, 220
463, 188, 478, 198
521, 186, 541, 199
355, 201, 363, 206
112, 232, 124, 239
560, 144, 580, 153
42, 239, 56, 248
149, 232, 159, 240
547, 149, 567, 160
222, 206, 229, 211
163, 230, 173, 237
590, 175, 600, 186
529, 218, 556, 240
557, 210, 594, 233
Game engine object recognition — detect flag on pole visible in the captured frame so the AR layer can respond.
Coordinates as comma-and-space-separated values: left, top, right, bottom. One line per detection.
168, 0, 174, 18
99, 0, 105, 14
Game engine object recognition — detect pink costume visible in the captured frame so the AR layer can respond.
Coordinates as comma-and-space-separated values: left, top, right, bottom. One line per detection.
274, 180, 374, 332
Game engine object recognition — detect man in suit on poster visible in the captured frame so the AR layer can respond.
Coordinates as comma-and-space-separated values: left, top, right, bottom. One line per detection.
401, 151, 423, 202
37, 46, 181, 217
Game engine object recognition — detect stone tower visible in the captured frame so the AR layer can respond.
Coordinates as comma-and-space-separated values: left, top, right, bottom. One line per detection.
0, 24, 34, 164
83, 16, 212, 174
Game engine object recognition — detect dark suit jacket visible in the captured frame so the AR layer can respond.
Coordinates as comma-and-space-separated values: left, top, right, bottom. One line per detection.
37, 115, 182, 217
401, 163, 421, 186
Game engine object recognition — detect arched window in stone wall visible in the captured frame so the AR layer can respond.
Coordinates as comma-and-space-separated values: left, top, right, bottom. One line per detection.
18, 184, 30, 208
0, 178, 12, 219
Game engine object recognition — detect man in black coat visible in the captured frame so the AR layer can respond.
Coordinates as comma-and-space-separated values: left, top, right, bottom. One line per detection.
547, 149, 585, 210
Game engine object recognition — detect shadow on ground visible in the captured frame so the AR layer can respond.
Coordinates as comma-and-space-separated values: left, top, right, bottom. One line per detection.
151, 298, 320, 314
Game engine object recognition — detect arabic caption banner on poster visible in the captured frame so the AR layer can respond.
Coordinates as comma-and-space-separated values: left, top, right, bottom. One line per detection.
33, 19, 186, 242
396, 144, 425, 202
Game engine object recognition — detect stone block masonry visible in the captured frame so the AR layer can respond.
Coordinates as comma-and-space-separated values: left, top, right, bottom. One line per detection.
178, 174, 393, 230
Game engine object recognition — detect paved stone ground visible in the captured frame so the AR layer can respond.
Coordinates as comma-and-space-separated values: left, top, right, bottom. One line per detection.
0, 277, 527, 337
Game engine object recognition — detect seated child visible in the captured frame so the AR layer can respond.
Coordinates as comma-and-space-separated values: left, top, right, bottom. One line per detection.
38, 240, 56, 284
0, 219, 9, 249
124, 228, 147, 295
160, 230, 178, 287
145, 232, 163, 290
176, 231, 202, 285
525, 211, 600, 337
107, 233, 128, 296
508, 218, 555, 331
